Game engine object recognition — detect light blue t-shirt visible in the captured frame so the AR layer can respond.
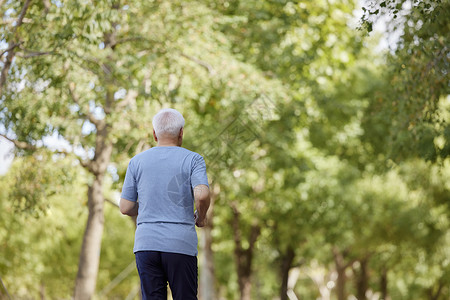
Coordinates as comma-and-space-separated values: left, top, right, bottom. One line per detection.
121, 146, 209, 256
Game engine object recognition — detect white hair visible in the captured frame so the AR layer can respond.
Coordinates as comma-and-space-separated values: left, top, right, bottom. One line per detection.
152, 108, 185, 137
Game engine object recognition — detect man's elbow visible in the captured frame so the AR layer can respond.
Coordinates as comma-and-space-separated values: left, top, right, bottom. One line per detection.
197, 189, 211, 207
200, 193, 211, 205
194, 185, 210, 200
120, 205, 136, 216
120, 208, 137, 216
119, 199, 137, 216
119, 206, 130, 215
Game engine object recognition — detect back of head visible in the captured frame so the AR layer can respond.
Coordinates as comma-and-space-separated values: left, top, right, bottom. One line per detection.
152, 108, 185, 138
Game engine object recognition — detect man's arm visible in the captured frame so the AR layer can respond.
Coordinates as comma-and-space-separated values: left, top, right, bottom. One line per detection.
120, 198, 139, 216
194, 184, 210, 227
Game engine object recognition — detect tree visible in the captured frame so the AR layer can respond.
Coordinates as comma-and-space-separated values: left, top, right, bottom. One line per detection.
1, 1, 288, 298
1, 1, 225, 297
361, 0, 449, 162
204, 0, 376, 298
2, 0, 447, 299
0, 156, 84, 299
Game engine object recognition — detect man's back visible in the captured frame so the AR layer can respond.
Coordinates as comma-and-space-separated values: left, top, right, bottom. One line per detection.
121, 146, 208, 256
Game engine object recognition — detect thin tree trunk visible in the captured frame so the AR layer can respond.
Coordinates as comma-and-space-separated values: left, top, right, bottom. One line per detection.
73, 3, 117, 296
74, 175, 106, 300
200, 187, 216, 300
71, 124, 112, 300
380, 267, 389, 300
0, 275, 11, 300
74, 116, 113, 299
280, 246, 295, 300
73, 130, 113, 300
231, 203, 260, 300
200, 227, 214, 300
335, 264, 346, 300
333, 248, 353, 300
241, 277, 252, 300
428, 281, 444, 300
354, 258, 369, 300
40, 282, 46, 300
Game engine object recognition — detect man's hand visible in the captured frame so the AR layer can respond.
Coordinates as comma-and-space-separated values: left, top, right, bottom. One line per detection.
194, 210, 207, 227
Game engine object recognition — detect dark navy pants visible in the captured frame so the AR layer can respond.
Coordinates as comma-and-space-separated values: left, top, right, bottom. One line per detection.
135, 251, 198, 300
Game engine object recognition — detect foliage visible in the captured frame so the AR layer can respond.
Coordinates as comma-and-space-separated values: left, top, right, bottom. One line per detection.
0, 0, 448, 299
361, 0, 449, 162
0, 157, 85, 299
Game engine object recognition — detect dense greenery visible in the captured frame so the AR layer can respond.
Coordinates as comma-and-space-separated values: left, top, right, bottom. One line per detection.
0, 0, 448, 299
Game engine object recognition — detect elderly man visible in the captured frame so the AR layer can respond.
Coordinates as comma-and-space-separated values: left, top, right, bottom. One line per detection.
120, 108, 210, 300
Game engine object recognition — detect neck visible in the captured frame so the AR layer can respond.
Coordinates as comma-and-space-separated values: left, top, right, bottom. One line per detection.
157, 142, 178, 147
157, 138, 180, 147
155, 132, 182, 147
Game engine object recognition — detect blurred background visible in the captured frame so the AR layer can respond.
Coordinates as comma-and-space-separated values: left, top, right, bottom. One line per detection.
0, 0, 448, 299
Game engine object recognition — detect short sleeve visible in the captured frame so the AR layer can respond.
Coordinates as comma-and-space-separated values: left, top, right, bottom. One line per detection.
191, 155, 209, 189
121, 160, 138, 202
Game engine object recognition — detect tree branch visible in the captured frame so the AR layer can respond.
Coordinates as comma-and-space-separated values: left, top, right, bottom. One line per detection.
68, 82, 103, 128
0, 134, 36, 150
0, 42, 22, 59
115, 36, 147, 45
105, 197, 119, 207
0, 17, 32, 25
181, 53, 216, 75
249, 224, 261, 248
0, 274, 12, 300
42, 0, 50, 14
52, 145, 95, 173
16, 48, 57, 58
0, 0, 32, 95
116, 89, 137, 111
79, 158, 95, 173
231, 202, 242, 251
14, 0, 32, 29
0, 135, 95, 173
65, 49, 105, 78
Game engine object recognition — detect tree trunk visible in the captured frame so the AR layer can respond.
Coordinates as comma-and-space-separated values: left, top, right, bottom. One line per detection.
0, 276, 11, 300
74, 122, 112, 299
241, 277, 252, 300
335, 265, 346, 300
200, 227, 214, 300
354, 258, 369, 300
73, 8, 116, 296
74, 175, 106, 299
40, 282, 46, 300
200, 187, 216, 300
74, 123, 112, 298
231, 203, 260, 300
380, 267, 389, 300
280, 246, 295, 300
333, 248, 352, 300
428, 280, 444, 300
